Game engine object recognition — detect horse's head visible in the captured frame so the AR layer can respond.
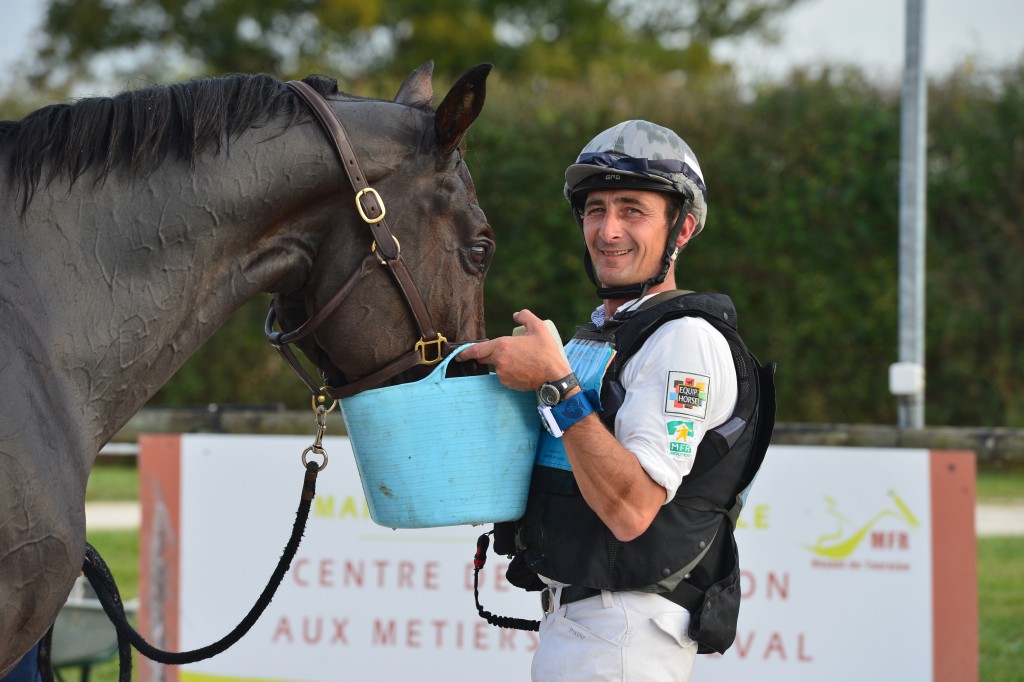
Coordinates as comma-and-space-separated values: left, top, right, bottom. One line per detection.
271, 63, 494, 397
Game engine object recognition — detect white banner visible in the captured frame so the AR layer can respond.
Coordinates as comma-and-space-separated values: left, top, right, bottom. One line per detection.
177, 434, 537, 682
699, 446, 934, 680
142, 437, 974, 682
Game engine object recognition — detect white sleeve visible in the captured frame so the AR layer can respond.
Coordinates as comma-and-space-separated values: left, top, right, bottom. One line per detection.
614, 317, 737, 502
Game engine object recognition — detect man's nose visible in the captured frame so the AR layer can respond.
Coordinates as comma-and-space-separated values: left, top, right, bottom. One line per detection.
598, 213, 625, 241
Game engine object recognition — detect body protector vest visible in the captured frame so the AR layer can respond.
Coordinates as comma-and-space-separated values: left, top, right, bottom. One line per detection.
495, 291, 776, 654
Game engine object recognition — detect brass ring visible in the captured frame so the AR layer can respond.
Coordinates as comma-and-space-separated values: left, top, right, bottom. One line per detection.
370, 235, 401, 264
311, 394, 339, 414
302, 446, 329, 471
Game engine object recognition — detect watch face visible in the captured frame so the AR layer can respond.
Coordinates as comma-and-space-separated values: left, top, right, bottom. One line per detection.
539, 383, 561, 406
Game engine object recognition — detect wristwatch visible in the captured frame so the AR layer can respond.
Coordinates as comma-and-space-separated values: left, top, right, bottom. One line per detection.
537, 373, 579, 406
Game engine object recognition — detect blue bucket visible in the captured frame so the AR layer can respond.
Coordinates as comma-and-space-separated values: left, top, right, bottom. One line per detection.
339, 343, 540, 528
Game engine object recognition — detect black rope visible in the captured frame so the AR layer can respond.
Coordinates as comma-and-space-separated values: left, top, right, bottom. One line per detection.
43, 460, 321, 681
38, 625, 54, 682
472, 532, 539, 632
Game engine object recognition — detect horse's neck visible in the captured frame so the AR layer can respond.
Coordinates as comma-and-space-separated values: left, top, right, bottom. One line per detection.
6, 123, 335, 451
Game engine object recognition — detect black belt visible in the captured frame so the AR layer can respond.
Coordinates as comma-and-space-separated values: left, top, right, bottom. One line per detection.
560, 585, 602, 605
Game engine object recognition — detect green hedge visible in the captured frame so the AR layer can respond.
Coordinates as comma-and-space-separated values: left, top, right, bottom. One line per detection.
57, 64, 1016, 427
469, 65, 1023, 427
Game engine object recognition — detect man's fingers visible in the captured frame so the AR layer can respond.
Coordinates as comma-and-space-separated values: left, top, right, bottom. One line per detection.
515, 309, 545, 334
456, 344, 484, 361
457, 340, 495, 362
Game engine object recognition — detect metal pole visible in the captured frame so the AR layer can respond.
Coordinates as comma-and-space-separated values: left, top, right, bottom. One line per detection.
893, 0, 927, 427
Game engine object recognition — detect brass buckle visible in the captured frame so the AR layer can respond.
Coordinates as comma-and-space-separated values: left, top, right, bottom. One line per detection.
355, 187, 386, 224
415, 334, 448, 365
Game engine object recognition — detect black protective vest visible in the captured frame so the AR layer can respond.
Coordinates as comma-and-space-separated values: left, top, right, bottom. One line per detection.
497, 291, 776, 654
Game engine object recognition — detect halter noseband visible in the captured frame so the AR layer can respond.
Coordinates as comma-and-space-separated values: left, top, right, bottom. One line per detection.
265, 79, 461, 401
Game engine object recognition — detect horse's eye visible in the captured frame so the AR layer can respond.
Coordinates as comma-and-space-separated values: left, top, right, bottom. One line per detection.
470, 243, 492, 269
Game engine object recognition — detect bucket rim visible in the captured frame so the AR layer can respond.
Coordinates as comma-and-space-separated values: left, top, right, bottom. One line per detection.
340, 341, 483, 404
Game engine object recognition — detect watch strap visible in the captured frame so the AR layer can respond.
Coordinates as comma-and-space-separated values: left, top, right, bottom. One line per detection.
538, 388, 603, 437
550, 373, 579, 396
538, 372, 579, 406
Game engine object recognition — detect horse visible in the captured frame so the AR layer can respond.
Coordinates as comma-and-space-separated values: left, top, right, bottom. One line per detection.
0, 61, 494, 673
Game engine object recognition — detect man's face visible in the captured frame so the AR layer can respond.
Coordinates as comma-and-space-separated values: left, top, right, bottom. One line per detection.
581, 189, 671, 289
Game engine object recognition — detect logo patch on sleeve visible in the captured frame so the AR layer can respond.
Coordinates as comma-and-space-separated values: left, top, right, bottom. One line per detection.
665, 371, 710, 420
666, 420, 696, 458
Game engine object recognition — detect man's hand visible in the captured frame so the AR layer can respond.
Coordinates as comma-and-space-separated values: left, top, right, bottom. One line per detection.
457, 309, 572, 391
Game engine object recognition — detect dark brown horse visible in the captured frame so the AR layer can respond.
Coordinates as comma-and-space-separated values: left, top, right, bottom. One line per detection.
0, 62, 494, 673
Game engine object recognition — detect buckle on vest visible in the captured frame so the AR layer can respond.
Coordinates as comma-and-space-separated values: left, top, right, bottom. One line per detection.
541, 588, 554, 614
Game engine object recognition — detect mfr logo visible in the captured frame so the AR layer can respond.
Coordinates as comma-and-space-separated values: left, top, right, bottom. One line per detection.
666, 420, 695, 457
805, 491, 921, 560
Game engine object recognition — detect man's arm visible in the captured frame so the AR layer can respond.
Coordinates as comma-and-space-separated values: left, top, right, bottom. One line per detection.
458, 309, 664, 541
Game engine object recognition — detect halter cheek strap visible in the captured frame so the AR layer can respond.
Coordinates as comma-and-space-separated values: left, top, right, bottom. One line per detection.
265, 80, 461, 400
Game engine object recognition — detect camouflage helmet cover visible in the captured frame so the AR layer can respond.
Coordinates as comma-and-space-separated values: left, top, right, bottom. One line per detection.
564, 120, 708, 235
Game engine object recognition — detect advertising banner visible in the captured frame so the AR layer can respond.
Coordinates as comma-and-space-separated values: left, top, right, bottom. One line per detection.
697, 446, 976, 681
139, 437, 975, 682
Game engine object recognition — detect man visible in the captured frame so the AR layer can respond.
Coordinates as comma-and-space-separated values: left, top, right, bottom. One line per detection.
460, 120, 773, 681
0, 645, 41, 682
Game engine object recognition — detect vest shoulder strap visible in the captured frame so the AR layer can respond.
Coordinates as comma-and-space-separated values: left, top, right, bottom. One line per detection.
584, 291, 743, 420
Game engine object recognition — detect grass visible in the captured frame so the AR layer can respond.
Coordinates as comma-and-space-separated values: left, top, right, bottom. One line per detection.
979, 537, 1024, 681
976, 469, 1024, 503
85, 464, 140, 502
69, 464, 1024, 681
86, 529, 141, 598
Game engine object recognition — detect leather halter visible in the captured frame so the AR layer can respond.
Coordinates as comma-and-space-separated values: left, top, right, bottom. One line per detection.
265, 79, 461, 400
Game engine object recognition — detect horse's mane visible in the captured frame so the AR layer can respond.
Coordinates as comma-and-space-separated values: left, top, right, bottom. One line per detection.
0, 73, 342, 212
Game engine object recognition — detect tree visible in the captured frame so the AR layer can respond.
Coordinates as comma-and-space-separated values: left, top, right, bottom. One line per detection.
924, 62, 1024, 426
11, 10, 1023, 425
31, 0, 802, 88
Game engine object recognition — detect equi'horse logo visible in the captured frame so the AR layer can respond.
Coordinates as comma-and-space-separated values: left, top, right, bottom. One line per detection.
805, 491, 921, 560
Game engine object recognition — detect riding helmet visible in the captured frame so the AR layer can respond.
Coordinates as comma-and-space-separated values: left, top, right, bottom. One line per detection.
564, 120, 708, 299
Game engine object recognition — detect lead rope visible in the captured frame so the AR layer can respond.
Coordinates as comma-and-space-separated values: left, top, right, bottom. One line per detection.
41, 404, 332, 682
472, 532, 539, 632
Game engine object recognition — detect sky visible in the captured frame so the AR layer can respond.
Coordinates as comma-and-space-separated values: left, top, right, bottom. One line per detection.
0, 0, 1022, 91
716, 0, 1023, 82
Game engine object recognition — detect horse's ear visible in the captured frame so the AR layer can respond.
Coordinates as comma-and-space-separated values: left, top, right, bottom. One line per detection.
435, 63, 492, 155
395, 61, 435, 107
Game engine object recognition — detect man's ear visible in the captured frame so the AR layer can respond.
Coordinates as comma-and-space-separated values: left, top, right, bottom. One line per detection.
676, 213, 698, 247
